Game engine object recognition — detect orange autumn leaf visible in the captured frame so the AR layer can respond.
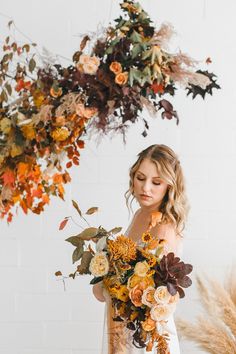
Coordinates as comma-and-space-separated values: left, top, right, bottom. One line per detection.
42, 194, 50, 204
148, 211, 162, 230
1, 169, 15, 187
151, 82, 164, 94
20, 199, 28, 214
32, 188, 43, 198
59, 217, 69, 230
53, 173, 63, 184
17, 162, 29, 177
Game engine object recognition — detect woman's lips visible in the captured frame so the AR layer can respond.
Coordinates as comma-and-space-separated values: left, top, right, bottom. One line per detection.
140, 194, 151, 199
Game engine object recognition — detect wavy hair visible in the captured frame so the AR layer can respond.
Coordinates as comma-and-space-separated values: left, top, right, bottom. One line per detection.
125, 144, 189, 236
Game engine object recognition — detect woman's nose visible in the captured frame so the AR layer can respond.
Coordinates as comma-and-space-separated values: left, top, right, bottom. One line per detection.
142, 180, 151, 193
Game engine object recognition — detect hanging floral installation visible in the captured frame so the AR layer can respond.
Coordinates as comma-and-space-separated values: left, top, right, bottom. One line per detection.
0, 0, 220, 222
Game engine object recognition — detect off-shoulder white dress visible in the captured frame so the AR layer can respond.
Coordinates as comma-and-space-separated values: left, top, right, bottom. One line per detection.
100, 218, 182, 354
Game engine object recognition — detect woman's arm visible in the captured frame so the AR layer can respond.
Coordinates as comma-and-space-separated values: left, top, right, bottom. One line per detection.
157, 223, 182, 256
92, 281, 106, 302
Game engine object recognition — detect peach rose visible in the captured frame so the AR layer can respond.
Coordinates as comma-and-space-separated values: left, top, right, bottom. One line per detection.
83, 63, 99, 75
141, 316, 156, 331
154, 286, 171, 305
109, 61, 122, 75
134, 261, 150, 277
142, 286, 157, 307
150, 303, 175, 321
78, 54, 91, 65
129, 284, 144, 307
76, 55, 100, 75
115, 72, 128, 86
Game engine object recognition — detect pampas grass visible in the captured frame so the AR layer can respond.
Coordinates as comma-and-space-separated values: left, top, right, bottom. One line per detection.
176, 273, 236, 354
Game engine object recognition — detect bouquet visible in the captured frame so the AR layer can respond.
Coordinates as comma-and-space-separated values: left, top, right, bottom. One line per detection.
57, 203, 193, 353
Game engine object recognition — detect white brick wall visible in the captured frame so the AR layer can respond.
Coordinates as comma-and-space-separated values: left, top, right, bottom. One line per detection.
0, 0, 235, 353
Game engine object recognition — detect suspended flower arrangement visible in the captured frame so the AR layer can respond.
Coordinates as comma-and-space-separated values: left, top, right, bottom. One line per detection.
0, 1, 220, 222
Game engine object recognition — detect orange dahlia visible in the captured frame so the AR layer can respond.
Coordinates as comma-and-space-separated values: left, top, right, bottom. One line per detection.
107, 235, 136, 262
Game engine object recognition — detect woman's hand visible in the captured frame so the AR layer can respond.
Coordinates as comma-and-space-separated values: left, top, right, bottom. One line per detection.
92, 281, 106, 302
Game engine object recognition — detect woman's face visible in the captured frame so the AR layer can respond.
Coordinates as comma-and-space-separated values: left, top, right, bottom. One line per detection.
133, 158, 169, 211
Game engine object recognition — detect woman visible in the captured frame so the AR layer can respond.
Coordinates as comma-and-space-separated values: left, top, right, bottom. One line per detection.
93, 144, 189, 353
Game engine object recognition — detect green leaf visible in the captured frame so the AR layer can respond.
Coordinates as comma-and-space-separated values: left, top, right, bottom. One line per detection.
72, 200, 82, 216
5, 36, 10, 44
142, 49, 152, 61
72, 246, 84, 264
29, 57, 36, 73
131, 44, 142, 59
77, 227, 98, 240
5, 83, 12, 96
129, 68, 142, 86
108, 227, 122, 235
85, 207, 98, 215
130, 30, 143, 44
90, 276, 103, 285
1, 89, 8, 103
105, 37, 120, 55
65, 236, 85, 248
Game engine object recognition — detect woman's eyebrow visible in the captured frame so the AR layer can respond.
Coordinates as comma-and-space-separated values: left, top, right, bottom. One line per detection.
136, 171, 161, 179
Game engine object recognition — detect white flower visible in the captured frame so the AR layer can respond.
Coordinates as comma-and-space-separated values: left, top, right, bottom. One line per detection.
150, 303, 175, 321
89, 251, 109, 277
154, 286, 171, 304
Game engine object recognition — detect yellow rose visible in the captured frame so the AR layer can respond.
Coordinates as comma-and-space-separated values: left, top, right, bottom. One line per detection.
141, 316, 156, 331
127, 274, 155, 290
89, 251, 109, 277
21, 124, 36, 140
51, 127, 70, 142
141, 286, 157, 307
109, 61, 122, 75
134, 261, 150, 277
129, 284, 144, 307
150, 303, 175, 321
115, 72, 128, 86
154, 286, 171, 305
0, 118, 11, 134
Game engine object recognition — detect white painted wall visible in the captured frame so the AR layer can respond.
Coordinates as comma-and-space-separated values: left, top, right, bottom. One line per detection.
0, 1, 235, 353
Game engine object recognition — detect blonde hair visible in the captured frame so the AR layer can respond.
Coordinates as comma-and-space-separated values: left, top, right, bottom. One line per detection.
125, 144, 189, 236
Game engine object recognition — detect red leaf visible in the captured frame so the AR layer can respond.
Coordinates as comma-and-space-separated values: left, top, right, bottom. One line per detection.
1, 169, 15, 187
59, 217, 69, 230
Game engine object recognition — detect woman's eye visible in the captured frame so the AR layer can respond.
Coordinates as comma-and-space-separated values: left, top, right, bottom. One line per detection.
136, 177, 145, 181
153, 182, 161, 186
